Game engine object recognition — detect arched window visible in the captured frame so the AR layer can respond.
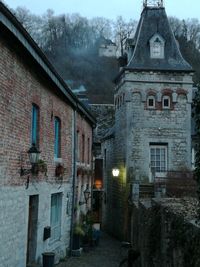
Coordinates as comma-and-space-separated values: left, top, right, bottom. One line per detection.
31, 104, 40, 148
147, 95, 156, 109
162, 95, 171, 109
54, 117, 61, 158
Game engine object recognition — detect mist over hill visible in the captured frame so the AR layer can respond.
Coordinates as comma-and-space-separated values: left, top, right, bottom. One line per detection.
11, 6, 200, 103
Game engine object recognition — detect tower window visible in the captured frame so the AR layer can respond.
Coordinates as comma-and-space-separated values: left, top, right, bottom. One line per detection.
147, 95, 155, 109
162, 96, 171, 109
150, 145, 167, 173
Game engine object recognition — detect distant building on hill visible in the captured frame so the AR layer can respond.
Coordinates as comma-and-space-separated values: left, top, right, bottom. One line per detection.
98, 36, 117, 58
72, 85, 90, 107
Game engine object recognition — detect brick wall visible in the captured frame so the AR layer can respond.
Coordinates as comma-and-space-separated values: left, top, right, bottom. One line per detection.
0, 38, 73, 186
75, 112, 93, 220
0, 31, 92, 266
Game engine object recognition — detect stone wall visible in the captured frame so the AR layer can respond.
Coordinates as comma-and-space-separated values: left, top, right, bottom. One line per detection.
102, 68, 194, 240
114, 71, 193, 181
131, 198, 200, 267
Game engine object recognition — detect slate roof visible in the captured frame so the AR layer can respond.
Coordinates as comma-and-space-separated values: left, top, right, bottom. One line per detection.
126, 7, 192, 72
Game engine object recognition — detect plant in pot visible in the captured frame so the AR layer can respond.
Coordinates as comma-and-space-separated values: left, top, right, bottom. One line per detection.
37, 159, 47, 174
55, 163, 65, 177
81, 211, 95, 249
82, 223, 93, 251
72, 223, 85, 250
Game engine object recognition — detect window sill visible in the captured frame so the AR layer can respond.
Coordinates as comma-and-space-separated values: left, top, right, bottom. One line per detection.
54, 157, 62, 163
155, 172, 167, 178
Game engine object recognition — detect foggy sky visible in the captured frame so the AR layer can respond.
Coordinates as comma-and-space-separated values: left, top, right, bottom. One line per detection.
3, 0, 200, 21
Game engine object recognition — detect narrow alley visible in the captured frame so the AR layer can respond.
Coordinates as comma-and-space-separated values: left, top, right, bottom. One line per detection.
57, 233, 123, 267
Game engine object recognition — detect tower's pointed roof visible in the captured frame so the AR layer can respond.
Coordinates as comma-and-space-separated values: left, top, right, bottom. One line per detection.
126, 6, 192, 72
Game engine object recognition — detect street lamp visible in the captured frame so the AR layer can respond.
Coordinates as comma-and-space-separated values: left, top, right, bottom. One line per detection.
83, 184, 91, 203
79, 184, 91, 205
112, 168, 120, 177
20, 143, 40, 176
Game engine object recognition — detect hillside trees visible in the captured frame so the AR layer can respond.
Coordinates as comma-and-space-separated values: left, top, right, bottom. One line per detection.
169, 17, 200, 85
113, 16, 137, 56
12, 6, 200, 103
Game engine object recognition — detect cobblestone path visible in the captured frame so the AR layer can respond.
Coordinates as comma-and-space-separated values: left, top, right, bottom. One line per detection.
57, 233, 122, 267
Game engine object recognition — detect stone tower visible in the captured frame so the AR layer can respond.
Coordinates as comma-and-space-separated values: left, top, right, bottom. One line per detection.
102, 2, 194, 240
114, 3, 193, 184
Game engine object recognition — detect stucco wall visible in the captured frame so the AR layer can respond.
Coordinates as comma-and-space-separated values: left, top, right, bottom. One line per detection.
0, 184, 72, 266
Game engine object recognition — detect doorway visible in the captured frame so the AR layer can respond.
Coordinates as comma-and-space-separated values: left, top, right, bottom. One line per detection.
27, 195, 39, 265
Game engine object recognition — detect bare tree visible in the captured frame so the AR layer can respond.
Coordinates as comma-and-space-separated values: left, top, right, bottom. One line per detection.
168, 16, 183, 37
90, 17, 112, 40
114, 16, 136, 56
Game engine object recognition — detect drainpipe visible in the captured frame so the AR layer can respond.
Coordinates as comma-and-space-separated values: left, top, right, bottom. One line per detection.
69, 108, 77, 255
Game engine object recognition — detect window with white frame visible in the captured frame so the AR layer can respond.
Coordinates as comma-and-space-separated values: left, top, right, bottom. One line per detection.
50, 193, 62, 241
147, 95, 156, 109
162, 95, 171, 109
150, 145, 167, 173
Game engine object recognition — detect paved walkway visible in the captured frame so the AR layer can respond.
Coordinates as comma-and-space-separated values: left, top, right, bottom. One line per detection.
56, 233, 123, 267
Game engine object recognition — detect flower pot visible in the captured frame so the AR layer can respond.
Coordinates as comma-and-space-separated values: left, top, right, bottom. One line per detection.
55, 164, 65, 177
42, 252, 55, 267
72, 234, 81, 250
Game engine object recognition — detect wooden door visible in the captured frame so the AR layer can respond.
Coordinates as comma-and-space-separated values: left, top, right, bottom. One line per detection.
27, 195, 39, 265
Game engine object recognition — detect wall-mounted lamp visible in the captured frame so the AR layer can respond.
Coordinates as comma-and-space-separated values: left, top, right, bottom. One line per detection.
20, 143, 40, 176
112, 168, 120, 177
94, 179, 102, 189
79, 184, 91, 205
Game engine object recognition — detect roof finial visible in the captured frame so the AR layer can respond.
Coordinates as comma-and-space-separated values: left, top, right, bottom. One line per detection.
143, 0, 164, 8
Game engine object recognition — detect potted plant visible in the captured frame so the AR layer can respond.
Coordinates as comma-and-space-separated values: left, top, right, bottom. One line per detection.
37, 159, 47, 173
55, 163, 65, 177
81, 211, 95, 249
72, 223, 85, 250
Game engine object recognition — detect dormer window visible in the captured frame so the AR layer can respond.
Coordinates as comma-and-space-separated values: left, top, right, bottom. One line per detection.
150, 34, 165, 59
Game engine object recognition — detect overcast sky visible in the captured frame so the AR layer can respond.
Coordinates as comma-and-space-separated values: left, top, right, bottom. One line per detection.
3, 0, 200, 21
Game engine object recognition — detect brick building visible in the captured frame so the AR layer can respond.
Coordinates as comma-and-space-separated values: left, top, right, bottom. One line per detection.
0, 3, 95, 266
102, 0, 194, 239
